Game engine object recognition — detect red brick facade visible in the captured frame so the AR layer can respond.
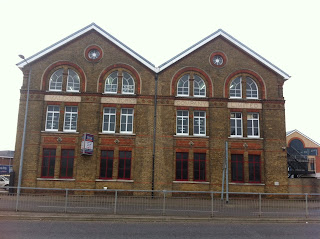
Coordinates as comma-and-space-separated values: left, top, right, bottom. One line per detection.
13, 24, 289, 193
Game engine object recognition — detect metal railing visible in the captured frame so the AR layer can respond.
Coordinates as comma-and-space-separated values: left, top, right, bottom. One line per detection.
0, 187, 320, 218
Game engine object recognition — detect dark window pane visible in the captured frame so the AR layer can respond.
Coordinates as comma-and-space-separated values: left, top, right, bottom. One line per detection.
176, 152, 188, 180
119, 159, 124, 169
60, 168, 66, 177
231, 154, 244, 182
249, 155, 261, 182
60, 149, 74, 178
200, 161, 205, 170
118, 151, 131, 179
42, 149, 56, 178
125, 159, 131, 168
107, 168, 113, 178
125, 169, 131, 179
182, 169, 188, 179
194, 153, 206, 181
118, 169, 124, 179
100, 150, 113, 179
194, 171, 199, 180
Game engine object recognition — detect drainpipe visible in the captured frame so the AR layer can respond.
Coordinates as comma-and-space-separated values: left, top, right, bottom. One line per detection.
152, 73, 159, 197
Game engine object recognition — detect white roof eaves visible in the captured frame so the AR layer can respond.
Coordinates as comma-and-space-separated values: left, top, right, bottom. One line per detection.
286, 129, 320, 147
158, 29, 290, 80
16, 23, 157, 72
16, 25, 290, 79
158, 30, 221, 71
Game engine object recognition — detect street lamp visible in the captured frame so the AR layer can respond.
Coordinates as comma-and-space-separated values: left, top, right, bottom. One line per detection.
16, 54, 32, 211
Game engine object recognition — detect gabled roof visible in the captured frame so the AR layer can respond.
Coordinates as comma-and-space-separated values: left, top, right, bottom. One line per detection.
158, 29, 290, 79
286, 129, 320, 147
16, 23, 290, 79
16, 23, 157, 72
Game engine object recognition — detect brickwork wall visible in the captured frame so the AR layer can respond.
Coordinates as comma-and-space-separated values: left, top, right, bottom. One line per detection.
13, 30, 288, 193
288, 178, 320, 194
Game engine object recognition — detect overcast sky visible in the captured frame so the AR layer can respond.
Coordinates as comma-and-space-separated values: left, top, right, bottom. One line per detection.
1, 0, 320, 150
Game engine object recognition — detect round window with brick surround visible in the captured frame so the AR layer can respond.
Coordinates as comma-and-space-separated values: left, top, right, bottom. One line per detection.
210, 52, 227, 67
85, 45, 103, 62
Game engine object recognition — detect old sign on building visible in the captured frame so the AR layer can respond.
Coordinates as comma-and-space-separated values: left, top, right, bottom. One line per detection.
81, 133, 94, 155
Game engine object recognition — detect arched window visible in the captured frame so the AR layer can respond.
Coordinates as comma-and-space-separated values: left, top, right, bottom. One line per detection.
229, 75, 260, 99
122, 71, 135, 94
105, 71, 118, 93
230, 77, 242, 98
246, 77, 258, 99
104, 70, 135, 94
49, 69, 63, 91
193, 75, 206, 97
173, 68, 211, 97
67, 69, 80, 92
177, 75, 189, 96
290, 139, 304, 150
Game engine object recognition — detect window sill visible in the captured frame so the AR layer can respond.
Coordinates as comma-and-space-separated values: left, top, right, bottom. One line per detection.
99, 132, 136, 136
102, 93, 136, 96
95, 179, 134, 183
229, 182, 265, 186
46, 91, 81, 94
228, 136, 263, 140
175, 96, 208, 99
66, 91, 80, 93
173, 181, 209, 184
37, 178, 75, 181
41, 131, 79, 134
174, 135, 209, 138
47, 90, 63, 93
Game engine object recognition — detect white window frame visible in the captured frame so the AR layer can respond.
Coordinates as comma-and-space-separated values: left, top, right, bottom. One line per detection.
193, 75, 206, 97
230, 112, 243, 137
120, 108, 134, 134
247, 113, 260, 138
229, 77, 242, 99
176, 110, 189, 135
63, 106, 78, 132
177, 75, 190, 97
246, 77, 258, 99
49, 69, 63, 92
102, 108, 116, 133
193, 111, 206, 136
121, 72, 135, 94
45, 106, 60, 131
104, 71, 118, 94
66, 69, 80, 92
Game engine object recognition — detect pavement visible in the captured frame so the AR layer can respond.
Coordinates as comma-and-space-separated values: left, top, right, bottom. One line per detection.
0, 210, 319, 223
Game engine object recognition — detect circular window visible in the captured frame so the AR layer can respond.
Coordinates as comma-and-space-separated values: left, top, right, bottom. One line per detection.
85, 45, 103, 62
88, 49, 100, 60
213, 55, 223, 65
210, 52, 227, 67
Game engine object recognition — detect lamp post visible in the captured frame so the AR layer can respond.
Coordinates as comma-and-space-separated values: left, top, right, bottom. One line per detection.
16, 55, 31, 211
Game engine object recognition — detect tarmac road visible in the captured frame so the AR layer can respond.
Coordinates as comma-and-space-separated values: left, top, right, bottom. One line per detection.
0, 220, 319, 239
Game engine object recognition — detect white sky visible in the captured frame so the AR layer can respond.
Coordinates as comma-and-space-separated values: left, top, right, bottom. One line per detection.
1, 0, 320, 150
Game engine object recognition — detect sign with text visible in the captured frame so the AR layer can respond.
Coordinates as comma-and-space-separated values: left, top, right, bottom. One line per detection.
0, 165, 12, 174
81, 133, 94, 155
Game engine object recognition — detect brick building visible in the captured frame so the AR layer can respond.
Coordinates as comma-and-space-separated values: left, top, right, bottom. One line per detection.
287, 129, 320, 178
14, 23, 290, 193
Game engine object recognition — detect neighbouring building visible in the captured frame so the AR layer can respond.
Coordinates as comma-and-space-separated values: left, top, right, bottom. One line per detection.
287, 129, 320, 178
13, 23, 290, 194
0, 150, 14, 175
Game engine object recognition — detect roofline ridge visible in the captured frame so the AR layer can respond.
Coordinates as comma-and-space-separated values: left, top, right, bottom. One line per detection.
158, 28, 290, 79
16, 23, 156, 71
15, 24, 290, 78
158, 29, 223, 70
287, 129, 320, 146
220, 30, 291, 79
